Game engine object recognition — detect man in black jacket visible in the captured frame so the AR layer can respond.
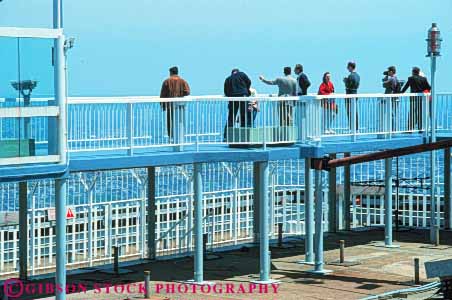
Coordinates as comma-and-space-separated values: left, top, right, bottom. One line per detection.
294, 64, 311, 96
223, 68, 252, 140
402, 67, 431, 131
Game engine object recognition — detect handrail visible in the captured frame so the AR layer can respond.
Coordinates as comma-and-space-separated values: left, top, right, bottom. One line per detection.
64, 93, 428, 104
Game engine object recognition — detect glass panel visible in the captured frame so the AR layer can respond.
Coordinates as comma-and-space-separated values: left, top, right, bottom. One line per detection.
0, 37, 20, 159
18, 37, 56, 157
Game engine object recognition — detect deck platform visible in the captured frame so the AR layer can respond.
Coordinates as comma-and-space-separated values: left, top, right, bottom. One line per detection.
22, 228, 451, 300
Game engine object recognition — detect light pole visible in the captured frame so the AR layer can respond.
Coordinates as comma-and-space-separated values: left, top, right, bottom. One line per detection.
426, 23, 442, 245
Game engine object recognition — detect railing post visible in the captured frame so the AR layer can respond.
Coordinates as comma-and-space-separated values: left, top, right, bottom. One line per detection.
351, 98, 357, 142
262, 100, 267, 150
386, 96, 392, 139
173, 102, 186, 152
296, 99, 306, 143
126, 102, 134, 156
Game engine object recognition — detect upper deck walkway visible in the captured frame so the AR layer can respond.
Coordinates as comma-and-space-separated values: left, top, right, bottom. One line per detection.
1, 92, 451, 181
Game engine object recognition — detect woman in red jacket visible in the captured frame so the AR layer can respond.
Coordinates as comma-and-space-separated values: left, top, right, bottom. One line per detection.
318, 72, 337, 134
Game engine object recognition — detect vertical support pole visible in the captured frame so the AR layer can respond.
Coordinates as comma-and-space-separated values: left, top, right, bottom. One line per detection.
311, 169, 330, 274
30, 195, 35, 276
144, 271, 151, 298
87, 189, 93, 266
258, 161, 270, 282
232, 175, 238, 245
53, 0, 67, 166
304, 158, 314, 263
414, 258, 420, 285
344, 153, 352, 231
339, 240, 345, 263
385, 158, 393, 247
147, 167, 156, 260
193, 163, 204, 283
140, 185, 146, 259
445, 148, 451, 230
430, 56, 439, 244
328, 154, 337, 232
55, 178, 67, 300
253, 162, 260, 243
19, 182, 28, 281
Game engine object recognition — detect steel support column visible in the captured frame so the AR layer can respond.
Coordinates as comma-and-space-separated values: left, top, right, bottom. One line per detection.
55, 178, 67, 300
384, 158, 394, 247
328, 154, 337, 232
193, 163, 204, 283
258, 161, 271, 282
19, 181, 28, 281
344, 153, 351, 231
253, 162, 260, 243
445, 148, 451, 230
147, 167, 156, 259
309, 169, 331, 274
301, 158, 314, 264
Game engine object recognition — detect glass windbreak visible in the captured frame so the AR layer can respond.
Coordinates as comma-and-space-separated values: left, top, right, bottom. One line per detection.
0, 36, 56, 162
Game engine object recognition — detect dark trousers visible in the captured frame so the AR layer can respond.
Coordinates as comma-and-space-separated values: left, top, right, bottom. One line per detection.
345, 98, 359, 130
165, 104, 175, 138
408, 96, 423, 131
223, 100, 252, 139
278, 101, 293, 126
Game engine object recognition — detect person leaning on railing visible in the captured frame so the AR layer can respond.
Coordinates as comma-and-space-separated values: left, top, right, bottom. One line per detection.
318, 72, 337, 134
343, 61, 360, 131
401, 66, 431, 132
259, 67, 297, 127
160, 66, 191, 142
223, 68, 252, 140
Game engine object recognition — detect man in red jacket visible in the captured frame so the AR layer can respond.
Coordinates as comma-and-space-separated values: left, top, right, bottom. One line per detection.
160, 66, 190, 140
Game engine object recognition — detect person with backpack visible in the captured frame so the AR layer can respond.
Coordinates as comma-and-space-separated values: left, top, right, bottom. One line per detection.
223, 68, 252, 140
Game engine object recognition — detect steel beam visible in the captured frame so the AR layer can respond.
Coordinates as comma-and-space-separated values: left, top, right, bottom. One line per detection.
327, 139, 452, 169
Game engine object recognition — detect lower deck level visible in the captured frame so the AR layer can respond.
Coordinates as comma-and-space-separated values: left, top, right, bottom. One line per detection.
17, 228, 452, 300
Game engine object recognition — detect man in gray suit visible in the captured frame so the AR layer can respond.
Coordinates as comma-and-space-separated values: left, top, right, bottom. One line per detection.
259, 67, 297, 126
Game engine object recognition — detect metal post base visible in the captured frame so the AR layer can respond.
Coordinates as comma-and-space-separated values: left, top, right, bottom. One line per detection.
182, 280, 215, 286
297, 260, 315, 266
306, 269, 333, 275
373, 242, 400, 249
250, 279, 280, 285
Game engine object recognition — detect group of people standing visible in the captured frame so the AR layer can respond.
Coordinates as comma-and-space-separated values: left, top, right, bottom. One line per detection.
159, 62, 431, 140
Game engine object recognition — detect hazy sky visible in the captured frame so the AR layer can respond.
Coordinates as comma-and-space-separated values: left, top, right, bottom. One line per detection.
1, 0, 451, 97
